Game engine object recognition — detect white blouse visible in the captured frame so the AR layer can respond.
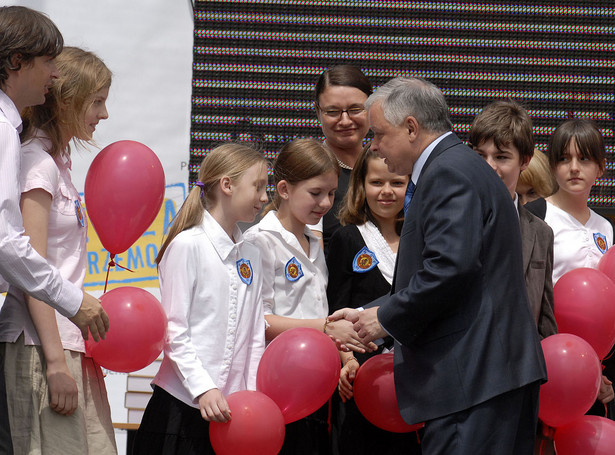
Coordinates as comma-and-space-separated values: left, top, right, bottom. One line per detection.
0, 134, 86, 352
545, 201, 613, 284
153, 210, 266, 408
244, 211, 329, 319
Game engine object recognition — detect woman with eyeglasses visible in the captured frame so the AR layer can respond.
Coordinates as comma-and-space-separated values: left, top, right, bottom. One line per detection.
311, 66, 373, 254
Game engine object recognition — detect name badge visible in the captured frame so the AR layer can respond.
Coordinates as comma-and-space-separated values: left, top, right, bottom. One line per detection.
594, 232, 608, 254
352, 246, 379, 273
285, 257, 304, 282
236, 258, 253, 285
74, 200, 85, 227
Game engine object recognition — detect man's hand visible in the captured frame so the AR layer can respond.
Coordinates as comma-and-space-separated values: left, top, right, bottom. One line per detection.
328, 307, 384, 352
68, 291, 109, 342
353, 307, 386, 343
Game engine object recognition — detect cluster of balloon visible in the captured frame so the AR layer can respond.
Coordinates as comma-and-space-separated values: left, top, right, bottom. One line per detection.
84, 140, 166, 373
353, 354, 424, 433
538, 334, 601, 428
84, 287, 167, 373
554, 416, 615, 455
257, 328, 340, 424
209, 391, 285, 455
553, 267, 615, 359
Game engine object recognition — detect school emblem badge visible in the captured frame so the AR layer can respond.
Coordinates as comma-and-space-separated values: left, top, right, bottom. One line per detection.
285, 257, 304, 282
236, 258, 253, 285
352, 246, 379, 273
594, 232, 608, 254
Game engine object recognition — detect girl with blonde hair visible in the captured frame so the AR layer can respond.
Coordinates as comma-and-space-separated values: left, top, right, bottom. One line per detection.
134, 143, 269, 455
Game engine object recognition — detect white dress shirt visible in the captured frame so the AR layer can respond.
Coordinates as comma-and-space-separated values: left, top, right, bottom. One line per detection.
544, 201, 613, 284
244, 211, 329, 319
0, 89, 81, 317
153, 210, 266, 408
0, 134, 86, 352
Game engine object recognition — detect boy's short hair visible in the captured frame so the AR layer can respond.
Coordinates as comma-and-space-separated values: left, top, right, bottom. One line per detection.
0, 6, 63, 86
469, 99, 534, 162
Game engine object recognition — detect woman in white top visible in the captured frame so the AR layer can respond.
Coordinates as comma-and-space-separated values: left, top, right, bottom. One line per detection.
133, 143, 269, 455
245, 138, 373, 455
0, 47, 115, 454
526, 118, 615, 419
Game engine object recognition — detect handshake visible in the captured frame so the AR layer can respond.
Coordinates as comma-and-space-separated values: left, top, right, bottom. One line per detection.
326, 306, 386, 353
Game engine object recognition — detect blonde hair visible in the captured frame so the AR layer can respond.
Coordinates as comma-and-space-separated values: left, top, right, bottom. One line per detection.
518, 148, 558, 198
21, 46, 112, 157
157, 143, 267, 263
264, 138, 339, 215
338, 142, 404, 234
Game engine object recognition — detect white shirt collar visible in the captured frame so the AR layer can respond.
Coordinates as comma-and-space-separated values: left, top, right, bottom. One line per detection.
200, 210, 244, 261
410, 131, 453, 185
0, 89, 22, 132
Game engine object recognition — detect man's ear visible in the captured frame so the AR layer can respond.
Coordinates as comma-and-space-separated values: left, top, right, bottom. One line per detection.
405, 116, 419, 142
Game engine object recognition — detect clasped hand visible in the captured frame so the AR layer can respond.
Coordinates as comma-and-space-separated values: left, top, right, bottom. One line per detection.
327, 307, 385, 353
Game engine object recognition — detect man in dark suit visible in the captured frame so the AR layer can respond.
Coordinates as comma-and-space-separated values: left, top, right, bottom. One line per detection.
329, 78, 547, 454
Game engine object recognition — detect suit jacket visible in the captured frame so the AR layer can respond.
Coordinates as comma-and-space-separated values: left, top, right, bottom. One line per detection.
518, 203, 557, 338
375, 133, 547, 424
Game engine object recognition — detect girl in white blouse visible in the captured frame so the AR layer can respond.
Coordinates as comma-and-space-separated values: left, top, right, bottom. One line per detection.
0, 47, 115, 454
133, 144, 269, 455
244, 138, 373, 455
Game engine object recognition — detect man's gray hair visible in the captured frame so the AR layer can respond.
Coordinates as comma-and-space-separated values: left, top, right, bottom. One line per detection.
365, 77, 452, 134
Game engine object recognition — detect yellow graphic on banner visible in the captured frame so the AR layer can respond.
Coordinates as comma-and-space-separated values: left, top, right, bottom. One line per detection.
84, 184, 183, 291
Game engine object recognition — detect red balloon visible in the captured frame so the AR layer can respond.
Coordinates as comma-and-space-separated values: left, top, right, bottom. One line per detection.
209, 390, 285, 455
85, 287, 166, 372
539, 334, 601, 428
85, 140, 165, 255
256, 328, 340, 424
553, 267, 615, 359
554, 416, 615, 455
598, 247, 615, 283
353, 354, 424, 433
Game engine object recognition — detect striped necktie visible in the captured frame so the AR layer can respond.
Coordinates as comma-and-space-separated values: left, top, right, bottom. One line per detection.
403, 180, 416, 215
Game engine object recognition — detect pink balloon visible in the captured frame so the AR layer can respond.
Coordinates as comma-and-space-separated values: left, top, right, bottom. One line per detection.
539, 334, 601, 428
209, 390, 285, 455
553, 267, 615, 359
256, 328, 340, 424
598, 247, 615, 283
85, 140, 165, 255
353, 354, 424, 433
85, 287, 166, 372
554, 416, 615, 455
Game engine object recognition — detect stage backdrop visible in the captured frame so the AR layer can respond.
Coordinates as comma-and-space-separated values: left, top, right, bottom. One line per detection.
191, 0, 614, 211
14, 0, 193, 293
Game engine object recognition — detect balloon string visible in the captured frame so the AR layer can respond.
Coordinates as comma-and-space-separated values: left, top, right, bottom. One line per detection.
103, 253, 135, 293
414, 429, 421, 445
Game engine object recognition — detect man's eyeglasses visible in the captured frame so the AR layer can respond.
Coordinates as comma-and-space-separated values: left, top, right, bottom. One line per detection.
317, 105, 366, 119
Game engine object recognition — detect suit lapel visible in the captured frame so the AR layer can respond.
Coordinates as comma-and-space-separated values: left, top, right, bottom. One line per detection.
518, 203, 535, 273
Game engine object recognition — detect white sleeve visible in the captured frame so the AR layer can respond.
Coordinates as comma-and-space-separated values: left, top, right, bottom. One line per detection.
244, 230, 276, 315
158, 237, 217, 399
0, 124, 81, 316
